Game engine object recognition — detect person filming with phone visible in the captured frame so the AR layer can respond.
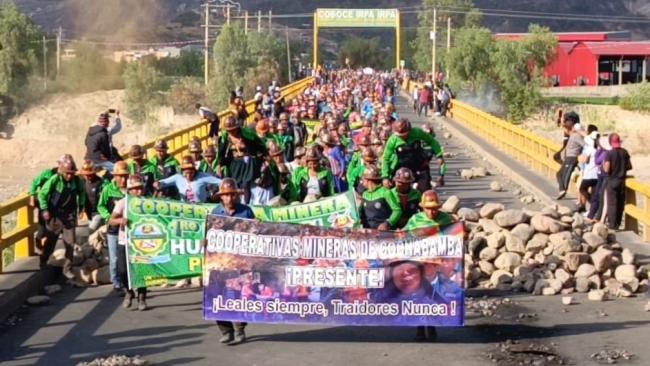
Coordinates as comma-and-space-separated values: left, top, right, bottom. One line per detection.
84, 109, 122, 172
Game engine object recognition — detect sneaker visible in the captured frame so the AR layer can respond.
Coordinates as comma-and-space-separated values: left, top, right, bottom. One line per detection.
137, 299, 148, 311
122, 292, 133, 309
231, 330, 246, 345
555, 190, 567, 200
219, 333, 234, 344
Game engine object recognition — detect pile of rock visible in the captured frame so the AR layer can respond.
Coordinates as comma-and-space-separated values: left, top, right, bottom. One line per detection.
441, 198, 648, 300
48, 227, 111, 286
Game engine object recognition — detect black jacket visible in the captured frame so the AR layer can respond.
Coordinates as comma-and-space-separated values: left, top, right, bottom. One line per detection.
84, 125, 112, 163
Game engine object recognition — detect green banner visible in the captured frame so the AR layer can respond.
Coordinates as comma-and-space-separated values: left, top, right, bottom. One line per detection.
126, 196, 216, 288
126, 192, 360, 288
317, 8, 398, 28
251, 190, 360, 228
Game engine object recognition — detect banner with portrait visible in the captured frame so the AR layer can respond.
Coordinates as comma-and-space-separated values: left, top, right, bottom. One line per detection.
203, 217, 465, 326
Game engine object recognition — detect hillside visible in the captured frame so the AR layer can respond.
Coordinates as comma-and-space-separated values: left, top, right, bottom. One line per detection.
14, 0, 650, 42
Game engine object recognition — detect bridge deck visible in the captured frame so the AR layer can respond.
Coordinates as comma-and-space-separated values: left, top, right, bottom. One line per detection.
2, 95, 650, 366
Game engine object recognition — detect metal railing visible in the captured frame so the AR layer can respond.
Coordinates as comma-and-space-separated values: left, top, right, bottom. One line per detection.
0, 77, 315, 272
401, 78, 650, 241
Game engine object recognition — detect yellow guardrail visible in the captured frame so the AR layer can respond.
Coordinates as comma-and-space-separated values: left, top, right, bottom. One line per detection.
0, 76, 315, 272
402, 78, 650, 241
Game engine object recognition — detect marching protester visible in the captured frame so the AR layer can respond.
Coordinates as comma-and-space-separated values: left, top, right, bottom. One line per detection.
78, 160, 107, 232
154, 156, 222, 204
392, 167, 422, 228
110, 175, 149, 311
602, 133, 632, 229
210, 178, 255, 344
360, 165, 402, 230
555, 112, 583, 200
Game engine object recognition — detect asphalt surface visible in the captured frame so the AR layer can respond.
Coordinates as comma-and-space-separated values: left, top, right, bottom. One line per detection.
1, 96, 649, 366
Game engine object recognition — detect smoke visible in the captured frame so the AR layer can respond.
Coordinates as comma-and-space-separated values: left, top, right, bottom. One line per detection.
457, 83, 506, 117
64, 0, 168, 42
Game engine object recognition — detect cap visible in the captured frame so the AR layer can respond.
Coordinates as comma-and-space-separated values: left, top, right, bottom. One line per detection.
112, 161, 129, 176
223, 116, 241, 131
188, 141, 202, 153
393, 118, 411, 137
362, 164, 382, 181
216, 178, 242, 196
609, 133, 622, 149
394, 167, 415, 184
129, 145, 145, 159
420, 190, 441, 209
59, 160, 78, 174
78, 160, 98, 176
180, 156, 196, 170
127, 175, 144, 190
154, 140, 169, 151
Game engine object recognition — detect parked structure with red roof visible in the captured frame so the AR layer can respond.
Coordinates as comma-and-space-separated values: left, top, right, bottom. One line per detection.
495, 31, 650, 87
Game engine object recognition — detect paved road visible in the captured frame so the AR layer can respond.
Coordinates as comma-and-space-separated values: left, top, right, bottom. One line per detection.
2, 96, 650, 366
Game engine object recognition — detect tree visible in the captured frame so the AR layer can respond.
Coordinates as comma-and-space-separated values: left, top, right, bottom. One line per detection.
0, 3, 40, 100
338, 37, 387, 70
444, 27, 494, 92
123, 62, 162, 123
413, 0, 481, 72
152, 50, 203, 77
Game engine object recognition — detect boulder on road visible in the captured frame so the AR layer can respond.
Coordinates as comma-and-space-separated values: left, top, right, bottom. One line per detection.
494, 209, 528, 228
494, 252, 522, 272
480, 203, 505, 219
441, 195, 461, 214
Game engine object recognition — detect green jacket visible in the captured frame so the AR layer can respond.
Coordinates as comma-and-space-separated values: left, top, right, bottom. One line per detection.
29, 167, 57, 196
291, 167, 335, 202
404, 211, 454, 231
361, 186, 402, 228
381, 127, 443, 178
216, 127, 267, 165
127, 160, 157, 175
38, 174, 86, 213
392, 188, 422, 228
97, 181, 125, 221
347, 161, 367, 192
149, 155, 180, 180
198, 159, 219, 175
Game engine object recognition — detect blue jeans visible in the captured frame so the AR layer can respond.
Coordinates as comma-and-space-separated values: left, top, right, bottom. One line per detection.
107, 234, 121, 288
95, 161, 115, 173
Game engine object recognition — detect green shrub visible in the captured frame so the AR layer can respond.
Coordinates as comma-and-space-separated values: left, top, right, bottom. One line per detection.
620, 82, 650, 112
167, 78, 205, 114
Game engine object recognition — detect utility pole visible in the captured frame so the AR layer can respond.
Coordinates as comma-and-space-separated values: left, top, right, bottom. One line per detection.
286, 26, 292, 83
56, 27, 62, 77
244, 10, 249, 34
269, 10, 272, 32
431, 8, 437, 79
203, 2, 210, 86
226, 5, 231, 25
42, 36, 47, 91
258, 10, 262, 33
446, 17, 451, 82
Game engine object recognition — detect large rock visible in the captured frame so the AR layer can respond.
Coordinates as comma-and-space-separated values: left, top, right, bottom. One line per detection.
530, 215, 567, 234
471, 166, 488, 177
583, 232, 606, 249
504, 233, 526, 254
27, 295, 50, 306
44, 284, 62, 295
604, 278, 623, 296
525, 238, 547, 254
549, 232, 581, 256
460, 169, 474, 180
457, 207, 480, 222
494, 209, 528, 228
478, 218, 502, 234
614, 264, 637, 283
555, 269, 572, 286
572, 213, 585, 229
441, 195, 461, 214
91, 266, 111, 285
588, 289, 607, 301
486, 232, 506, 249
557, 205, 573, 216
588, 274, 602, 289
622, 248, 636, 265
575, 263, 597, 278
468, 237, 487, 258
541, 207, 561, 219
592, 222, 609, 240
47, 248, 67, 267
511, 224, 535, 243
565, 252, 590, 272
480, 203, 505, 219
489, 181, 504, 192
548, 278, 564, 293
494, 252, 522, 272
576, 277, 590, 293
591, 247, 613, 273
478, 260, 495, 276
490, 270, 513, 287
479, 247, 499, 261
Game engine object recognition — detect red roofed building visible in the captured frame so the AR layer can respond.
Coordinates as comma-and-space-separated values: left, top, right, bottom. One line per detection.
495, 31, 650, 87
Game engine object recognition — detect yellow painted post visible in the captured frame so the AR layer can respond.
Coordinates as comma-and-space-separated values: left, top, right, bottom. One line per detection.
644, 195, 650, 242
624, 187, 639, 234
14, 205, 34, 259
395, 11, 401, 70
313, 13, 319, 69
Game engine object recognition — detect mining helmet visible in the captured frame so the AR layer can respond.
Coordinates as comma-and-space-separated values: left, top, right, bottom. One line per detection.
127, 175, 144, 190
394, 167, 415, 184
180, 156, 196, 170
393, 118, 411, 137
154, 139, 169, 151
216, 178, 241, 196
78, 160, 98, 176
112, 161, 129, 176
203, 144, 216, 158
129, 145, 146, 159
362, 164, 382, 181
420, 190, 441, 209
223, 116, 240, 131
59, 160, 78, 174
188, 141, 203, 153
304, 148, 322, 162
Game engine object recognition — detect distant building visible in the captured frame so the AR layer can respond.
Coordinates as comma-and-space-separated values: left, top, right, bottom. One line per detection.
112, 46, 182, 63
495, 31, 650, 87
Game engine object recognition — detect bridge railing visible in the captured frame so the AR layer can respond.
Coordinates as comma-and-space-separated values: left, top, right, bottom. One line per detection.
403, 78, 650, 241
0, 76, 315, 273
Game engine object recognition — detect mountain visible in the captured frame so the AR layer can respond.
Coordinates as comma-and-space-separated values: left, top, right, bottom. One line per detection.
13, 0, 650, 42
